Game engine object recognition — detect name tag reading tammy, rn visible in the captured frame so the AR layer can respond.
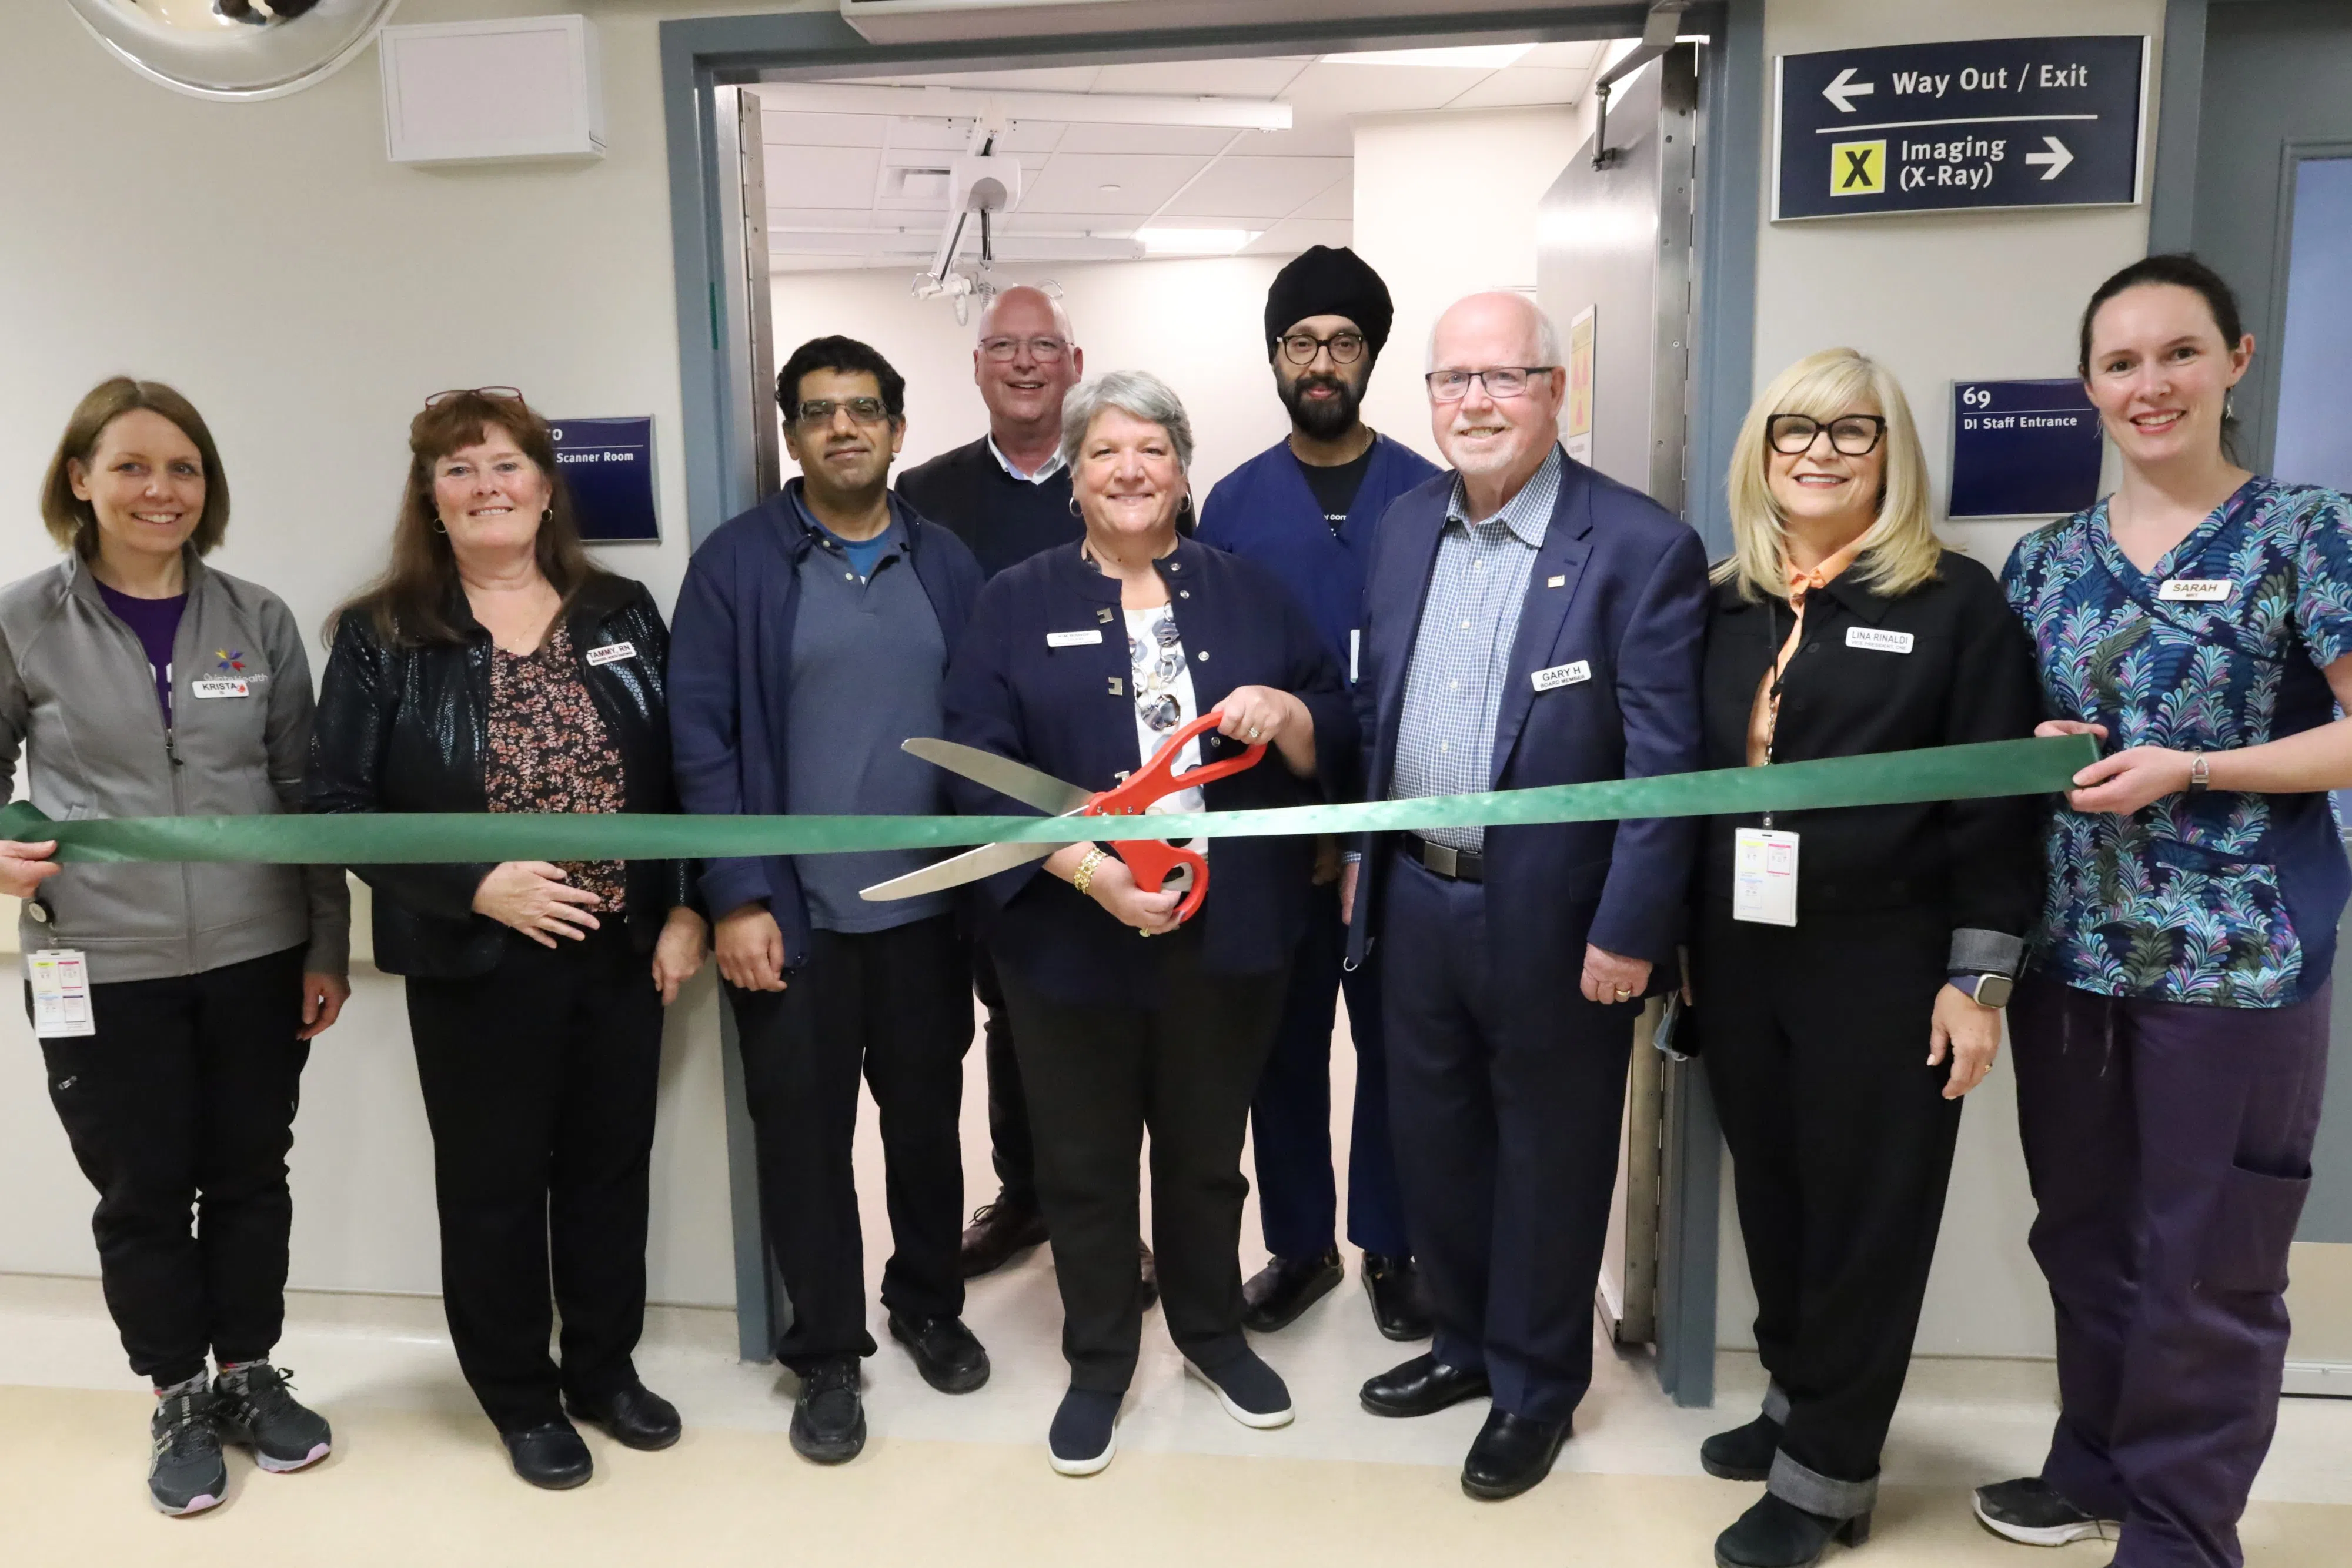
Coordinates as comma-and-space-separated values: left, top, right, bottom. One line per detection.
190, 678, 250, 699
1046, 629, 1105, 648
1845, 627, 1914, 654
2158, 579, 2233, 603
1531, 660, 1591, 692
585, 640, 638, 667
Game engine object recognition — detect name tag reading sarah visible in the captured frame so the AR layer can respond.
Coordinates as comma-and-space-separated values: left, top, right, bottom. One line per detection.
190, 678, 250, 699
2158, 579, 2234, 603
1531, 660, 1592, 692
1845, 627, 1914, 654
584, 641, 637, 667
1046, 630, 1104, 648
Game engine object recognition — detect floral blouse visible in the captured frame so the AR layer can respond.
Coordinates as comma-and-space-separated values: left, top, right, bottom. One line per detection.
486, 622, 629, 915
2002, 477, 2352, 1007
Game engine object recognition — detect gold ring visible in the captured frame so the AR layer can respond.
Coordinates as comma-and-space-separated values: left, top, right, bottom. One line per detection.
1613, 987, 1632, 1000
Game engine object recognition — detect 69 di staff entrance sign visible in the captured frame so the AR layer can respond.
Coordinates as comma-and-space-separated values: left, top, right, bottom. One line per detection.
1773, 36, 2148, 221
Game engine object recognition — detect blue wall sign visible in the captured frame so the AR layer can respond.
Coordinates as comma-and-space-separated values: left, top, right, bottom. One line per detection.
1775, 36, 2147, 221
1949, 380, 2104, 520
551, 417, 659, 543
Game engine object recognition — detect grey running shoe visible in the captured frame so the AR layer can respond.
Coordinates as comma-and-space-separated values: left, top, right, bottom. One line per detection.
213, 1365, 333, 1473
149, 1388, 227, 1516
1972, 1476, 2119, 1545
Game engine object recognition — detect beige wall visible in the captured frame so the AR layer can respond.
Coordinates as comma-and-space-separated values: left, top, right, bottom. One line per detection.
1713, 0, 2170, 1360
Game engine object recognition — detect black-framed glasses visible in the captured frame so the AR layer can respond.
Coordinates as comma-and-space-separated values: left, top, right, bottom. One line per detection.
1282, 331, 1366, 366
791, 396, 892, 427
425, 385, 524, 407
980, 335, 1070, 363
1767, 413, 1887, 456
1425, 366, 1557, 402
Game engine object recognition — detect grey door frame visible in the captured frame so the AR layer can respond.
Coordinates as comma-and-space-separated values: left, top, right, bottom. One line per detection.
657, 2, 1762, 1397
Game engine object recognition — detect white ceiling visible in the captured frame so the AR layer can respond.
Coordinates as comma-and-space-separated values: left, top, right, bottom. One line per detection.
755, 42, 1612, 273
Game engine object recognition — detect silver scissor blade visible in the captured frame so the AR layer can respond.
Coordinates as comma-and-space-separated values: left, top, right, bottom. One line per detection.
903, 738, 1094, 815
858, 833, 1083, 902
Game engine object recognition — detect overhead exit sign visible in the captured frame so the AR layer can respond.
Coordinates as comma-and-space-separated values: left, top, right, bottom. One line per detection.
1773, 36, 2147, 220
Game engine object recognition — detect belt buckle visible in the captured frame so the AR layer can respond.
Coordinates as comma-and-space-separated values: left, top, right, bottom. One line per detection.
1421, 838, 1459, 879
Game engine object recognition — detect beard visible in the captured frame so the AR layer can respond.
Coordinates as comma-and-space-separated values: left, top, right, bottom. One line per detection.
1281, 370, 1364, 443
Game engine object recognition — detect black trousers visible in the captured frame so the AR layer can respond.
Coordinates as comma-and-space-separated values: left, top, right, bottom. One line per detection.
972, 940, 1037, 1208
729, 913, 970, 1372
39, 945, 310, 1388
997, 927, 1287, 1392
406, 926, 664, 1431
1693, 899, 1963, 1505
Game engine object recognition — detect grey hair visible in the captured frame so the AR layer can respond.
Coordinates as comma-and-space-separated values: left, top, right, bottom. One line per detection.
1426, 292, 1562, 369
1058, 370, 1195, 472
974, 284, 1075, 346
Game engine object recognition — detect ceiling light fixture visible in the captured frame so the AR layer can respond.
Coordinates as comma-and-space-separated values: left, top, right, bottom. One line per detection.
1321, 44, 1535, 71
1135, 228, 1259, 256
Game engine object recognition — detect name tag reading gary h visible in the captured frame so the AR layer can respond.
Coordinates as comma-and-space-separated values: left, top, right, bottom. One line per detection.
1046, 629, 1105, 648
190, 678, 250, 699
1531, 660, 1591, 692
2158, 579, 2234, 603
1845, 627, 1914, 654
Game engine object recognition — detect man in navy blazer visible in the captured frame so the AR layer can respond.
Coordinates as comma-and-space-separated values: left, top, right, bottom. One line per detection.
1345, 292, 1709, 1500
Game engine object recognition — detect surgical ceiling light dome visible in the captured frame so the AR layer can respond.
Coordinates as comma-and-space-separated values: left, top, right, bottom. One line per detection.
67, 0, 401, 101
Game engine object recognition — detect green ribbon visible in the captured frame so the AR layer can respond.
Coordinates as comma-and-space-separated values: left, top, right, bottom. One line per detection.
0, 735, 2090, 865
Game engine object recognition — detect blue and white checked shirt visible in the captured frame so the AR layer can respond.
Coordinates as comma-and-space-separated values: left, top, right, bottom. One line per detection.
1391, 446, 1563, 850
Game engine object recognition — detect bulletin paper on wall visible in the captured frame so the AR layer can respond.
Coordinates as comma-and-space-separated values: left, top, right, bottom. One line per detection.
1565, 306, 1596, 467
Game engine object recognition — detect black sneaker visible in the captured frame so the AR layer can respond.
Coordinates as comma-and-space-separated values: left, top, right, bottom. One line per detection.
1184, 1349, 1294, 1429
1972, 1476, 2119, 1545
213, 1365, 332, 1473
1048, 1386, 1121, 1477
149, 1386, 228, 1516
789, 1355, 866, 1465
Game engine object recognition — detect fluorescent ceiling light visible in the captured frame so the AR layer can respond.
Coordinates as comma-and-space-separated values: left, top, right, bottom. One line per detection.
1321, 44, 1535, 71
1136, 228, 1259, 255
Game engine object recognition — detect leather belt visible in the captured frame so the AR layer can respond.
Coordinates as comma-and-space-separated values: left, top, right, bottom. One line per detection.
1411, 834, 1484, 882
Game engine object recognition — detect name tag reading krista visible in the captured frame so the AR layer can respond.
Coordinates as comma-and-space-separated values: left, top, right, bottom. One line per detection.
1732, 827, 1800, 927
190, 678, 250, 699
2158, 579, 2234, 603
27, 949, 95, 1038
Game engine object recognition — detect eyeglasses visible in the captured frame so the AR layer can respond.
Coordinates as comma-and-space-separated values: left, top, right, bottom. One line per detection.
425, 386, 525, 407
1281, 331, 1366, 366
1425, 367, 1557, 402
1767, 413, 1887, 456
980, 336, 1070, 363
791, 397, 893, 427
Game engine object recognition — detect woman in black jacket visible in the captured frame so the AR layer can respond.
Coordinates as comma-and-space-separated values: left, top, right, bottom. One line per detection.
308, 389, 705, 1490
1688, 350, 2043, 1568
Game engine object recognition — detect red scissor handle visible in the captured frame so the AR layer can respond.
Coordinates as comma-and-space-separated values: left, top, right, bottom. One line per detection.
1083, 708, 1266, 926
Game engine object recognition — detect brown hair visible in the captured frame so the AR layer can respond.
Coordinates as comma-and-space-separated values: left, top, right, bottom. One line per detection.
338, 390, 609, 646
39, 377, 230, 559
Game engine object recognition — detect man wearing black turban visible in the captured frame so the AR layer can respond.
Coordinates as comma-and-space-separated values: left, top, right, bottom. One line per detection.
1198, 245, 1440, 1342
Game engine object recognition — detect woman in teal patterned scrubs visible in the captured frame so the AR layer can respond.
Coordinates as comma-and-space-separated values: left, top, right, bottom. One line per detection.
1976, 255, 2352, 1568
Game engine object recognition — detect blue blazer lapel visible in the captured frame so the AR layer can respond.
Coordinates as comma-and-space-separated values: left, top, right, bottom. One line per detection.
1372, 489, 1451, 790
1489, 462, 1596, 788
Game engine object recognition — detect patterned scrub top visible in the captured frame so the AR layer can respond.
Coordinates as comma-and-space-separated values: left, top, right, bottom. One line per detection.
486, 622, 629, 915
2002, 477, 2352, 1007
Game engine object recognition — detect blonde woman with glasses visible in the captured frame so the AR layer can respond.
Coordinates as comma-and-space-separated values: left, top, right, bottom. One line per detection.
1684, 349, 2044, 1568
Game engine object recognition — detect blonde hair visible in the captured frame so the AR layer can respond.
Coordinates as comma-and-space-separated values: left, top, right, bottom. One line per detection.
1716, 348, 1939, 601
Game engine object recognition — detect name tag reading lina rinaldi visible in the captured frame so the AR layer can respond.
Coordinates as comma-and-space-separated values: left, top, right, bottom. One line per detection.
1732, 827, 1800, 926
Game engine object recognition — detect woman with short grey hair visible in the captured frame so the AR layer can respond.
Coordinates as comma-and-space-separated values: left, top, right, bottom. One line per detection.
943, 370, 1356, 1475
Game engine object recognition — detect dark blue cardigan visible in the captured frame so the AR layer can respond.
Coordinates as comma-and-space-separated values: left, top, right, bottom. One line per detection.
941, 536, 1355, 1007
669, 481, 983, 969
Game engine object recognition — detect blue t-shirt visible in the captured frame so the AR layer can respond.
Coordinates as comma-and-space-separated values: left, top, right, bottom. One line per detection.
95, 580, 186, 724
2003, 476, 2352, 1006
794, 492, 893, 579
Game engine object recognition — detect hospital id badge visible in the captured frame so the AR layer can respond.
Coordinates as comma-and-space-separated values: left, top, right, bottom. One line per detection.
1731, 828, 1799, 927
27, 949, 95, 1038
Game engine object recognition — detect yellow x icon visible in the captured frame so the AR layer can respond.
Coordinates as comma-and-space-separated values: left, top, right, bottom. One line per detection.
1830, 140, 1885, 196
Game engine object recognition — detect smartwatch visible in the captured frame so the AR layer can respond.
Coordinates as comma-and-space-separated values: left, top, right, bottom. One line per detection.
1950, 972, 2014, 1009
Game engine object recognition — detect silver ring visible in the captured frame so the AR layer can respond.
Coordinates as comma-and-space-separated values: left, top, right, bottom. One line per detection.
1248, 726, 1262, 738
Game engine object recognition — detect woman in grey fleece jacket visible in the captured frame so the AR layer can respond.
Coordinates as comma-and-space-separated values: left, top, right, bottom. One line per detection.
0, 379, 349, 1519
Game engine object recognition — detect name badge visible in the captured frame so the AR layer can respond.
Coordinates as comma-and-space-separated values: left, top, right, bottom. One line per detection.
1349, 628, 1361, 684
190, 678, 250, 699
27, 949, 95, 1038
1531, 660, 1591, 693
2158, 579, 2233, 603
1047, 630, 1104, 648
1845, 627, 1914, 654
585, 640, 637, 667
1731, 827, 1800, 927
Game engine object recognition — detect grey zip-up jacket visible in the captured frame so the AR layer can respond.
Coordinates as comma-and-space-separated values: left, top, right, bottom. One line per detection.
0, 551, 349, 982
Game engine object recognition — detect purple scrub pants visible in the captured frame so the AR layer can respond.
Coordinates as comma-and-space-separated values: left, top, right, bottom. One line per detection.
2010, 974, 2331, 1568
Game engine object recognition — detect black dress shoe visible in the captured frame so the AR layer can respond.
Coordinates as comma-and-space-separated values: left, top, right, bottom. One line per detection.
1359, 1352, 1491, 1418
888, 1312, 990, 1395
1461, 1407, 1570, 1500
1359, 1252, 1433, 1342
564, 1381, 682, 1452
1241, 1249, 1342, 1332
1139, 1241, 1159, 1311
1713, 1492, 1869, 1568
502, 1421, 593, 1490
789, 1355, 866, 1465
960, 1193, 1048, 1279
1700, 1412, 1782, 1482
